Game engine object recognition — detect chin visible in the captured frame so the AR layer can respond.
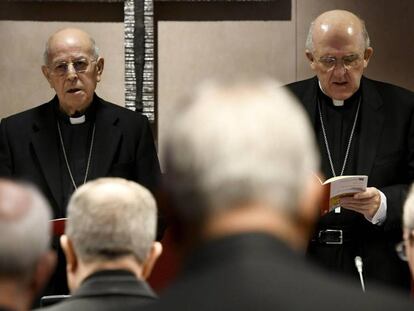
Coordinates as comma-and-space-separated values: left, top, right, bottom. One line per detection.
329, 85, 359, 100
327, 90, 354, 101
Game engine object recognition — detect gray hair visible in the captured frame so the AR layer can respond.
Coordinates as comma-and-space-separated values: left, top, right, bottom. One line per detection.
305, 18, 371, 52
403, 185, 414, 230
43, 34, 99, 65
0, 180, 52, 278
164, 78, 319, 221
66, 178, 157, 263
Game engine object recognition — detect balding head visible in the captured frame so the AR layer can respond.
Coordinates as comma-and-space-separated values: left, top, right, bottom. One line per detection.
306, 10, 369, 52
0, 179, 52, 278
44, 28, 99, 65
305, 10, 373, 100
41, 27, 104, 116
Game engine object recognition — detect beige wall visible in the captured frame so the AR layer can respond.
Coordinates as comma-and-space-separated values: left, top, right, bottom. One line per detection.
158, 21, 295, 159
1, 0, 414, 154
0, 21, 124, 118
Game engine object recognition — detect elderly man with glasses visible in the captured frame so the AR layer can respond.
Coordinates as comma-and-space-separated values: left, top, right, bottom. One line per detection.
286, 10, 414, 292
0, 28, 161, 297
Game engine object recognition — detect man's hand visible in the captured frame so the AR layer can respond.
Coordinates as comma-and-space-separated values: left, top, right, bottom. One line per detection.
339, 187, 381, 220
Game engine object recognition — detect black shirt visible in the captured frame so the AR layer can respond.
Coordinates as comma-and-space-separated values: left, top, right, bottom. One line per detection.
314, 88, 364, 228
54, 99, 97, 215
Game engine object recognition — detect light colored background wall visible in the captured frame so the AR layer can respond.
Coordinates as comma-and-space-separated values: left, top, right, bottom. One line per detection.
0, 21, 124, 118
157, 0, 414, 163
157, 20, 295, 158
1, 0, 414, 156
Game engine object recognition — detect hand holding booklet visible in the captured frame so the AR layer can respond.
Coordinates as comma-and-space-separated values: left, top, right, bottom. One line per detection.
317, 175, 368, 215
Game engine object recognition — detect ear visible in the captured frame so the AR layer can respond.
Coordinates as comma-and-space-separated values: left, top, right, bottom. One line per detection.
305, 50, 317, 70
296, 174, 323, 241
61, 235, 80, 292
30, 250, 57, 298
41, 65, 54, 89
95, 57, 104, 83
363, 47, 373, 68
60, 235, 78, 274
141, 241, 163, 280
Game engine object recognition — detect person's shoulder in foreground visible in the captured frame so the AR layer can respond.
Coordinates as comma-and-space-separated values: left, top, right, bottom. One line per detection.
144, 234, 413, 311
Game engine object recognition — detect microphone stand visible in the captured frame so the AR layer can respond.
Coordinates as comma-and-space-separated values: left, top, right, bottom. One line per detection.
354, 256, 365, 292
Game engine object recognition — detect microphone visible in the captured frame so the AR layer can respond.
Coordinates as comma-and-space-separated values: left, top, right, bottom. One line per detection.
354, 256, 365, 292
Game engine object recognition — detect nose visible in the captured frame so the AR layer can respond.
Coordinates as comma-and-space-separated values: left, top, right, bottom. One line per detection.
66, 63, 78, 81
332, 61, 347, 76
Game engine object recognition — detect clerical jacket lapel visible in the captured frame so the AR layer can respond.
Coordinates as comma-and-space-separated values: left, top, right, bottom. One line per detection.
298, 76, 384, 178
88, 98, 122, 180
300, 77, 319, 124
30, 101, 62, 210
356, 76, 385, 177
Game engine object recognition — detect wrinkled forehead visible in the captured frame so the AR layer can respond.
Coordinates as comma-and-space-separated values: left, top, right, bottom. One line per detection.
47, 32, 94, 62
313, 22, 365, 53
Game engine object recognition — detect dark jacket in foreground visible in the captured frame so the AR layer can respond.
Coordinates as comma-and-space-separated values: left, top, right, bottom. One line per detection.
41, 270, 157, 311
144, 233, 413, 311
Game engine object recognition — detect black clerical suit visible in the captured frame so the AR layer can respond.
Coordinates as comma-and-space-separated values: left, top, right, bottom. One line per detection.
41, 270, 157, 311
0, 94, 161, 218
0, 94, 162, 297
143, 233, 413, 311
286, 76, 414, 290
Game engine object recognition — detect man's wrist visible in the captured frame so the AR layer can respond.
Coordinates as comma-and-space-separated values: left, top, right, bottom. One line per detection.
368, 190, 387, 225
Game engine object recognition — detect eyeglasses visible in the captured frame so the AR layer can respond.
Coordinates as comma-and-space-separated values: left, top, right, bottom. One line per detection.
395, 241, 408, 261
49, 58, 97, 76
395, 230, 414, 261
316, 54, 363, 72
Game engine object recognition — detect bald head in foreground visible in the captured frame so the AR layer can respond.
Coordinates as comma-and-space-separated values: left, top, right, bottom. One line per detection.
286, 9, 414, 290
145, 79, 413, 311
0, 180, 55, 311
43, 178, 161, 311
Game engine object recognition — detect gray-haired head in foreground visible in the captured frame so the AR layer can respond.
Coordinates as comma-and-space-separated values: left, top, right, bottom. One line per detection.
66, 178, 157, 264
0, 180, 52, 279
403, 185, 414, 230
163, 78, 319, 221
305, 13, 371, 52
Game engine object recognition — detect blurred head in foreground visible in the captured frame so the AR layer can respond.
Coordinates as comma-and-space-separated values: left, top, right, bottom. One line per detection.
0, 179, 55, 311
163, 78, 321, 251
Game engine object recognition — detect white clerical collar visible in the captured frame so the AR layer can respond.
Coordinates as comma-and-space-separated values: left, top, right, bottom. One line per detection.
318, 80, 344, 107
69, 115, 86, 125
